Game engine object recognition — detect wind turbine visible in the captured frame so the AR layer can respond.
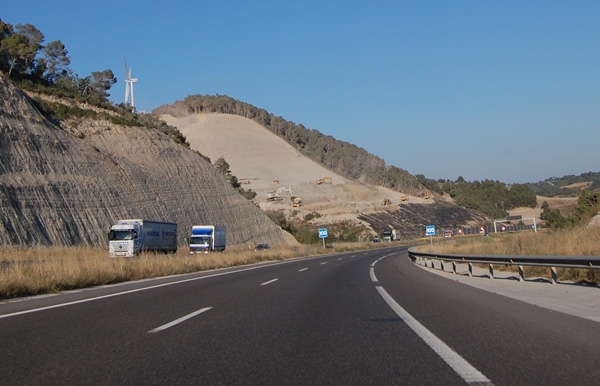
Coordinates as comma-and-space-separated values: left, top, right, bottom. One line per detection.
124, 57, 138, 109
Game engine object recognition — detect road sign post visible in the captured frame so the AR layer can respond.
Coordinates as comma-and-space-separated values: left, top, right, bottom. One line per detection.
318, 228, 328, 249
425, 225, 435, 245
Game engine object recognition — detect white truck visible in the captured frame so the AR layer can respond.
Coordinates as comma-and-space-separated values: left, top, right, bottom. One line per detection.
188, 225, 226, 253
382, 228, 397, 242
108, 219, 178, 257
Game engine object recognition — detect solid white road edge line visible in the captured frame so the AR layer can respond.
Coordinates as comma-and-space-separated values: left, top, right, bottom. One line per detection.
148, 307, 212, 333
375, 286, 493, 386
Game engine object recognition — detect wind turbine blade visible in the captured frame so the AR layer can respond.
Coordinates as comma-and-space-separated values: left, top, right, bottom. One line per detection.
124, 56, 130, 80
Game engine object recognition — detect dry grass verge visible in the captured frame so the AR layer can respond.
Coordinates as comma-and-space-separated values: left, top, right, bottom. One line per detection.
0, 242, 394, 300
418, 227, 600, 284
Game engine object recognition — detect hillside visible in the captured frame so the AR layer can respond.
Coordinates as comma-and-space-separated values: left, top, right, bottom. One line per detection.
527, 172, 600, 197
154, 95, 423, 194
0, 75, 294, 248
161, 113, 493, 239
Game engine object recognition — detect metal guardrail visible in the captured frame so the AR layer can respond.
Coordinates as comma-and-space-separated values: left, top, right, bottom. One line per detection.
408, 248, 600, 284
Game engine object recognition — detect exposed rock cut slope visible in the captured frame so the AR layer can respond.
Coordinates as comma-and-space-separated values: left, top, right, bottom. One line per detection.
0, 75, 294, 248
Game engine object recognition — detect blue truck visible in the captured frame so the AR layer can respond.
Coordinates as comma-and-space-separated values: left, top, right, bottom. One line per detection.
188, 225, 226, 253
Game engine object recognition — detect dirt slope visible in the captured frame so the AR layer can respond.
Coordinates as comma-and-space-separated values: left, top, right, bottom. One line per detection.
161, 113, 489, 239
161, 114, 429, 208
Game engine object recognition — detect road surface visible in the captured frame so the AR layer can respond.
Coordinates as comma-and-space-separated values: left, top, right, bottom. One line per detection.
1, 246, 598, 385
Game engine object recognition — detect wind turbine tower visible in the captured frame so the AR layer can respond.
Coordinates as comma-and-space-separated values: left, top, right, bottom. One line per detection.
124, 57, 138, 109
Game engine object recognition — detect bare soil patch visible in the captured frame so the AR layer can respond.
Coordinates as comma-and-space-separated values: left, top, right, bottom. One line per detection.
508, 195, 579, 222
161, 113, 432, 231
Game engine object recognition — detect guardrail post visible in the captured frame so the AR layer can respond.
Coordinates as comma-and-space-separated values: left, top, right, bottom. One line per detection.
518, 265, 524, 282
468, 263, 473, 277
452, 261, 457, 274
489, 264, 494, 280
440, 260, 445, 272
551, 267, 558, 284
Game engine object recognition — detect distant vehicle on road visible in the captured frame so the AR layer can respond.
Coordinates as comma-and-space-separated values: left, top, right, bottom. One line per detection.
372, 237, 381, 243
255, 243, 271, 251
382, 229, 396, 242
108, 219, 178, 257
188, 225, 226, 253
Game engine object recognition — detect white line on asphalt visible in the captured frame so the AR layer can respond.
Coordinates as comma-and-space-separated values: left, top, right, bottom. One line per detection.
0, 258, 323, 319
375, 286, 493, 385
320, 262, 327, 265
370, 257, 385, 283
0, 250, 367, 320
370, 267, 377, 283
261, 278, 279, 286
148, 307, 212, 333
298, 268, 308, 272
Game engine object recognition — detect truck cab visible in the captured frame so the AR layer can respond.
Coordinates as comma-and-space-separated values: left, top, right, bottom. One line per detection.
189, 234, 212, 253
108, 222, 141, 257
381, 228, 396, 242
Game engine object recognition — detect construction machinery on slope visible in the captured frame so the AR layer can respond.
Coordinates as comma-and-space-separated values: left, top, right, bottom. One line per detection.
316, 176, 332, 185
266, 186, 293, 201
266, 187, 302, 207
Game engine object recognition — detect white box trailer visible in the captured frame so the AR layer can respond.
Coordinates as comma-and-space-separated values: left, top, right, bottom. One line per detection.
188, 225, 226, 253
108, 219, 178, 257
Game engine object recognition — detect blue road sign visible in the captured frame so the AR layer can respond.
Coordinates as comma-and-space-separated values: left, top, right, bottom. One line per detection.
318, 228, 328, 239
425, 225, 436, 236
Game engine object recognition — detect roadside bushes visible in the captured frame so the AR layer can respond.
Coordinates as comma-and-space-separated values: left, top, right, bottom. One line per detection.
542, 189, 600, 229
265, 210, 371, 244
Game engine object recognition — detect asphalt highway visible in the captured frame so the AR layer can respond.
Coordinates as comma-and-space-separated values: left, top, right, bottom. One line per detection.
1, 246, 599, 385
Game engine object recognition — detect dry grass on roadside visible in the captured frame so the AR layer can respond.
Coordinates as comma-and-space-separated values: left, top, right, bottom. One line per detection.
419, 227, 600, 256
418, 227, 600, 284
0, 241, 392, 300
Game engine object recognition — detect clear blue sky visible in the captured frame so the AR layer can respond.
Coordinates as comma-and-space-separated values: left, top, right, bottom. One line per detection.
4, 1, 599, 184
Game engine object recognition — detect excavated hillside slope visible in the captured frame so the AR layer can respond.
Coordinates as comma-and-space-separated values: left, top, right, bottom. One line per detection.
0, 75, 294, 248
162, 113, 492, 240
